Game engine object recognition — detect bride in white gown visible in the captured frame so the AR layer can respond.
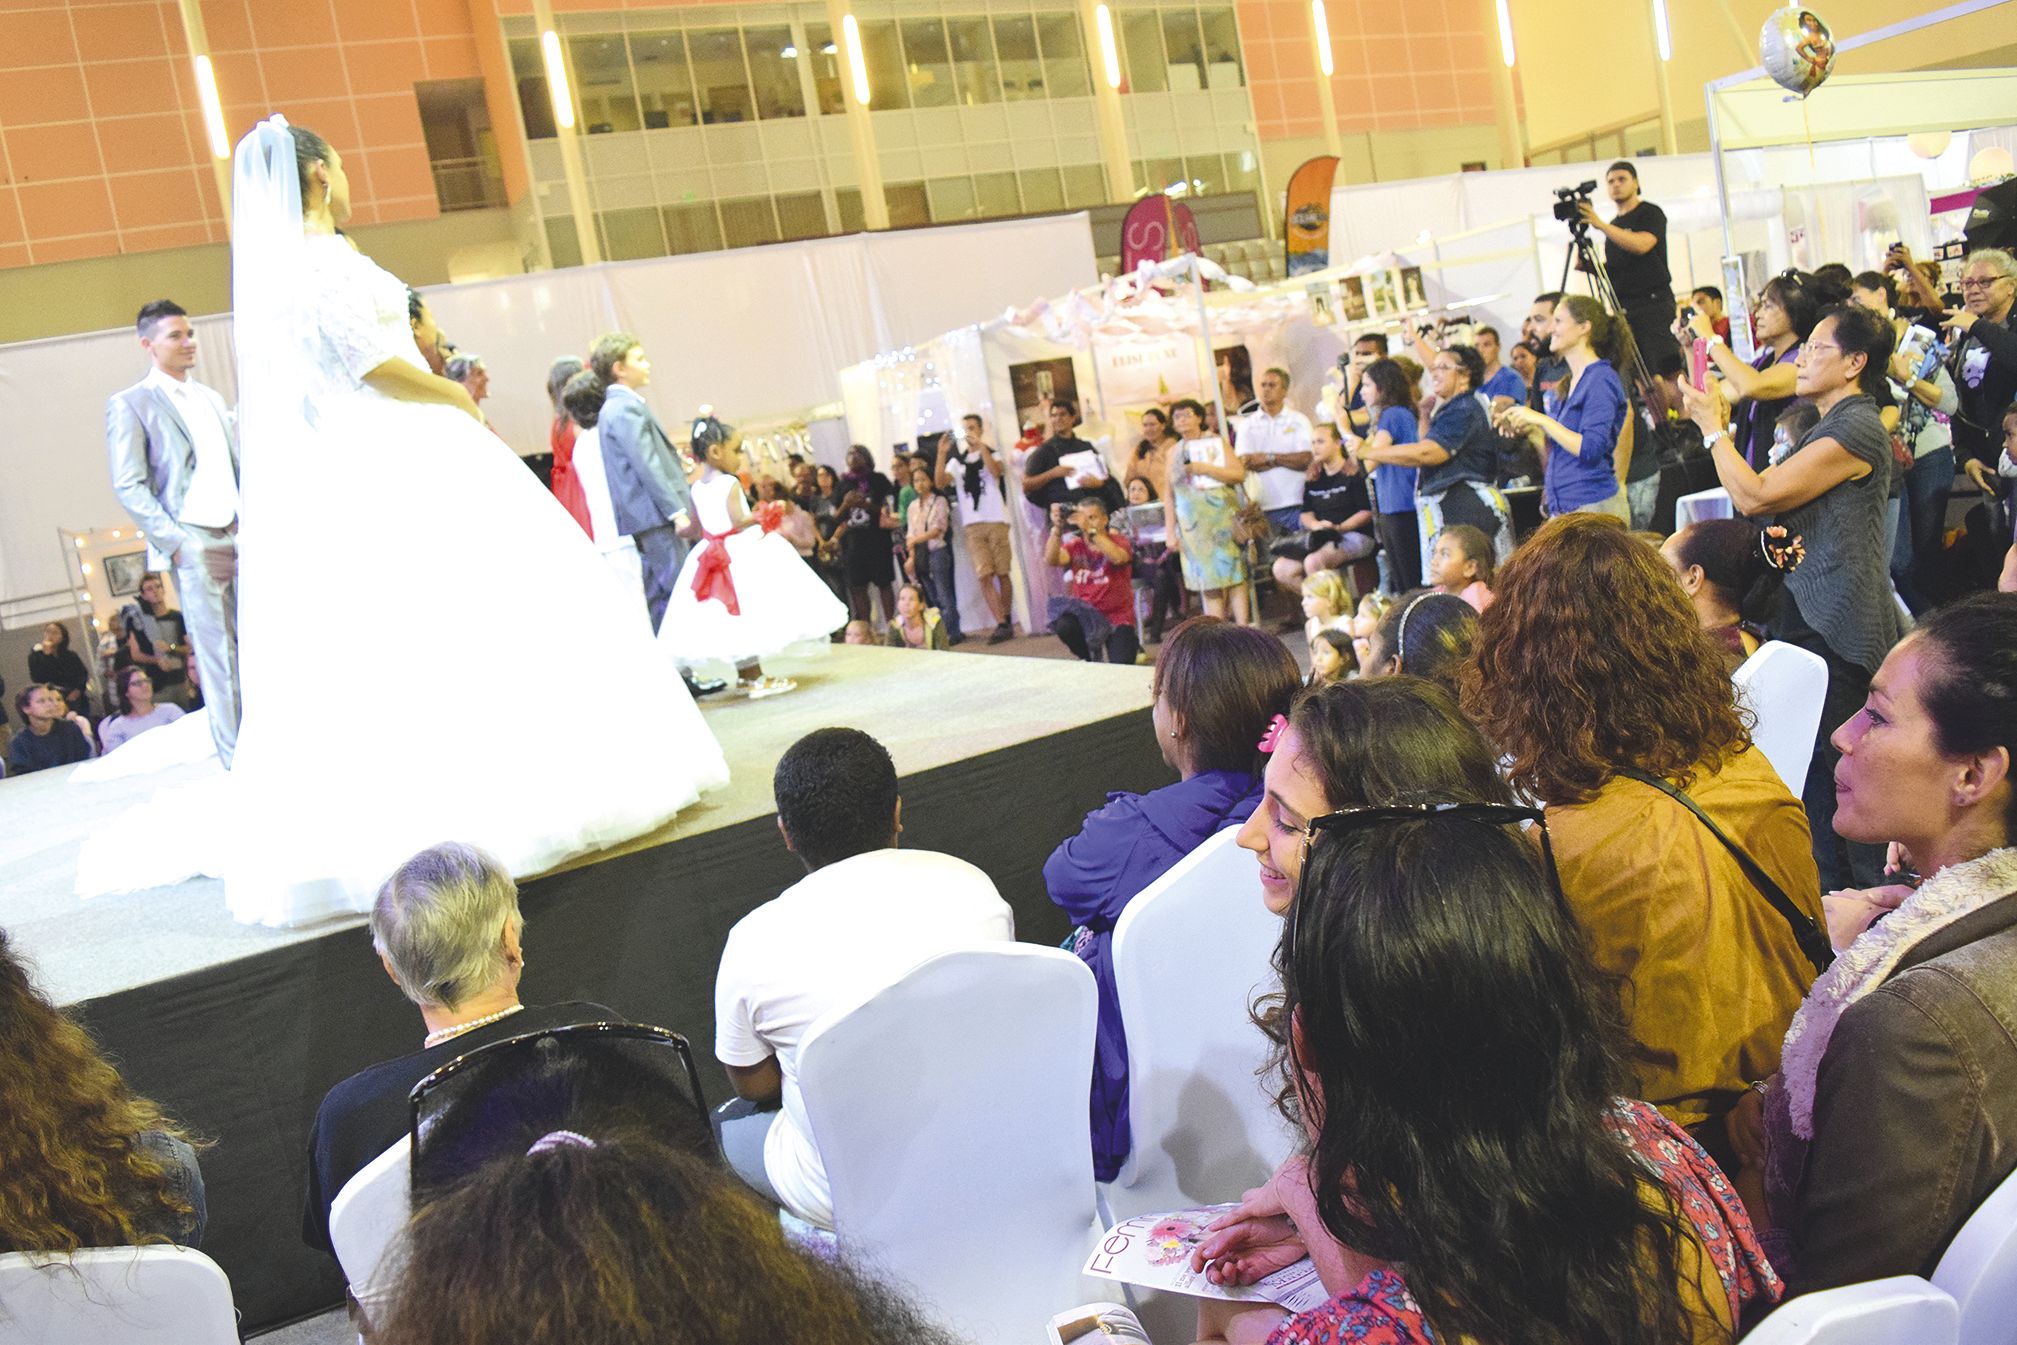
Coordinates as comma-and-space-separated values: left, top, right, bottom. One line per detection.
74, 117, 728, 926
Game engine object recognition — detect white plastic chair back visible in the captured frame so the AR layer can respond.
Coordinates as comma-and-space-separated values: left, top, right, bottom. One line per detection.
1934, 1163, 2017, 1345
327, 1134, 411, 1328
798, 944, 1111, 1344
0, 1245, 238, 1345
1108, 827, 1296, 1220
1744, 1276, 1959, 1344
1677, 486, 1734, 526
1733, 640, 1829, 792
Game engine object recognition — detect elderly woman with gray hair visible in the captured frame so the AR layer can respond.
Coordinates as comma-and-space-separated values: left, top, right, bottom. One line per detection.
300, 842, 617, 1256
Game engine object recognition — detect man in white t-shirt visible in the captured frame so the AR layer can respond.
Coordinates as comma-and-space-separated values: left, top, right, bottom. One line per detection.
713, 727, 1014, 1227
937, 414, 1016, 642
1235, 367, 1314, 533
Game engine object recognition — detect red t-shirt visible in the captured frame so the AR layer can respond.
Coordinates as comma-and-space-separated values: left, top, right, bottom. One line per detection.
1064, 532, 1135, 627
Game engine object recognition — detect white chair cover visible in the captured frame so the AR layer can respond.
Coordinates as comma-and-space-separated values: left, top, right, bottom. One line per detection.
797, 944, 1113, 1344
327, 1134, 412, 1330
0, 1246, 237, 1345
1733, 639, 1830, 793
1934, 1163, 2017, 1345
1744, 1276, 1959, 1344
1677, 486, 1735, 526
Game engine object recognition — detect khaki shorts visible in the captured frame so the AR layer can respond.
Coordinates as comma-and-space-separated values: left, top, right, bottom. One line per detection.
964, 521, 1012, 578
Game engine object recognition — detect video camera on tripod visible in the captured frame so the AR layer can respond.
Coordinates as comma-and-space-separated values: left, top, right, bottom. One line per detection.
1553, 181, 1598, 231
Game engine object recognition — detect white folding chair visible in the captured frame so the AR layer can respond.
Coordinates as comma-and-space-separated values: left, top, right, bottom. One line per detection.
1744, 1276, 1958, 1344
1733, 640, 1830, 792
0, 1245, 238, 1345
1934, 1163, 2017, 1345
327, 1134, 411, 1331
1676, 486, 1734, 526
798, 945, 1114, 1345
1107, 827, 1296, 1222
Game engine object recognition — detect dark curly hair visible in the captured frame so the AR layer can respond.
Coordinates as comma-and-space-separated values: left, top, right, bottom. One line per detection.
1463, 514, 1750, 805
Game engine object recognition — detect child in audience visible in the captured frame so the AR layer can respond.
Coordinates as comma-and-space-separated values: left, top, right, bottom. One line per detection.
1348, 591, 1393, 672
1308, 627, 1354, 686
842, 619, 873, 645
1124, 476, 1183, 643
1045, 497, 1138, 664
1301, 570, 1352, 646
884, 582, 949, 651
1428, 523, 1496, 612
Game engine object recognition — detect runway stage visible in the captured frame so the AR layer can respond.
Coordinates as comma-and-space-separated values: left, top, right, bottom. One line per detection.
0, 645, 1165, 1333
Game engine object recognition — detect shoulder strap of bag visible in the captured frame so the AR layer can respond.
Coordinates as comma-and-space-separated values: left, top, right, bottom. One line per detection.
1614, 766, 1833, 975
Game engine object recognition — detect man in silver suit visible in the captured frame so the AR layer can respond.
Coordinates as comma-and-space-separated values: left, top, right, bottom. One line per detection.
106, 300, 242, 765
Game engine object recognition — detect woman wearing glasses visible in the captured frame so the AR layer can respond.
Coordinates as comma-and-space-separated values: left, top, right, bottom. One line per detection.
1685, 303, 1910, 891
1685, 271, 1818, 469
1947, 249, 2017, 499
1197, 794, 1781, 1342
1466, 514, 1823, 1172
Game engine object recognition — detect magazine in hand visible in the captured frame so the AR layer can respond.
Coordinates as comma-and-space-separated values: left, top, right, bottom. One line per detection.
1083, 1204, 1329, 1313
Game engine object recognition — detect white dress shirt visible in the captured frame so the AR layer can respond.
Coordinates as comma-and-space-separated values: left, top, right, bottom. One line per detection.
145, 367, 238, 528
1235, 405, 1313, 511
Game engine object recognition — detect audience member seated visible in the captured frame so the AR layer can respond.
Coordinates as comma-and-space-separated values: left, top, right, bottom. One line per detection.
98, 664, 186, 755
7, 683, 96, 776
1298, 570, 1351, 649
1236, 677, 1511, 917
302, 841, 616, 1255
883, 582, 949, 651
374, 1134, 959, 1345
1425, 524, 1495, 613
1307, 629, 1353, 687
1358, 592, 1477, 699
27, 622, 90, 717
1269, 424, 1375, 598
1346, 592, 1392, 672
713, 728, 1012, 1228
1045, 496, 1139, 665
1661, 521, 1801, 673
1747, 593, 2017, 1291
114, 573, 188, 701
1045, 616, 1300, 1180
1464, 514, 1824, 1168
0, 929, 205, 1251
1193, 786, 1780, 1343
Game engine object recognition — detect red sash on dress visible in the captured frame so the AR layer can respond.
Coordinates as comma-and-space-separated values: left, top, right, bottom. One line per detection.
691, 530, 739, 614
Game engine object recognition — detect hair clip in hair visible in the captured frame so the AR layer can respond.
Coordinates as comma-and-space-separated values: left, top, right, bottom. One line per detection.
1258, 714, 1288, 755
527, 1129, 596, 1156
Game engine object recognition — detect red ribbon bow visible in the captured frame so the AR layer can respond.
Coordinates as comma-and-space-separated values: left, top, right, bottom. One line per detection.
690, 532, 739, 615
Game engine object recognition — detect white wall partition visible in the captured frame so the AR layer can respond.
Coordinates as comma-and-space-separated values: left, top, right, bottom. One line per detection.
0, 214, 1095, 610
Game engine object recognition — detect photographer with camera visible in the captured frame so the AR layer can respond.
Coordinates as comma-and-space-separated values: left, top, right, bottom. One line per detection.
1570, 162, 1678, 369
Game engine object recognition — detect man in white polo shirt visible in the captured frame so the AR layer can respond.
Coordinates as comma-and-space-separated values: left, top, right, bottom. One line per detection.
937, 413, 1016, 643
1235, 366, 1314, 534
713, 726, 1013, 1227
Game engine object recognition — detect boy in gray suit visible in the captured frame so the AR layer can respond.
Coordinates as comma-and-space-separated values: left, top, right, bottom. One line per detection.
588, 332, 696, 635
106, 300, 241, 766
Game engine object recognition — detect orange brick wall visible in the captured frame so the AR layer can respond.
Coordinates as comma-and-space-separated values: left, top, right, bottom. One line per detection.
1240, 0, 1494, 138
0, 0, 485, 269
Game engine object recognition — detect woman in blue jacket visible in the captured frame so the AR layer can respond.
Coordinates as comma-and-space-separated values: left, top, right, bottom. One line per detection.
1044, 616, 1301, 1180
1501, 294, 1632, 520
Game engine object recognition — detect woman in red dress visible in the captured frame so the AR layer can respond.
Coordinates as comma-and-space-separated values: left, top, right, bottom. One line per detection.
546, 356, 593, 538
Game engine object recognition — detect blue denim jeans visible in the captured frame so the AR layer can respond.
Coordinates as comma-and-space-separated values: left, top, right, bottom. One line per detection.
1891, 445, 1955, 614
921, 543, 961, 641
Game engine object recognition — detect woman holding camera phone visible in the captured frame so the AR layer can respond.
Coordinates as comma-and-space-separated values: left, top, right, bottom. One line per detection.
1162, 398, 1250, 625
1685, 271, 1819, 469
1498, 295, 1631, 521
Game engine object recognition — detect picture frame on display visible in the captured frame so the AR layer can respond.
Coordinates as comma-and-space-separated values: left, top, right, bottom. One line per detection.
1401, 266, 1428, 311
1339, 274, 1369, 321
104, 551, 148, 597
1365, 269, 1399, 318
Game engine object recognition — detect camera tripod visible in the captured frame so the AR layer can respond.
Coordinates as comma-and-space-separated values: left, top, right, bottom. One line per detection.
1557, 220, 1662, 428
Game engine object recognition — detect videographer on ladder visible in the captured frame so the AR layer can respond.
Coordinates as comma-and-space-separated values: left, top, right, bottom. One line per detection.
1575, 161, 1681, 372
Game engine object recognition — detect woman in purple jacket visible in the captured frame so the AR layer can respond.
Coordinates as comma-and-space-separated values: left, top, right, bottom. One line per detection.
1045, 616, 1302, 1179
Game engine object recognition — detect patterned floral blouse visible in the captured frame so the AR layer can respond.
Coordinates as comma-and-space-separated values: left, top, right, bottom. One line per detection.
1265, 1100, 1782, 1345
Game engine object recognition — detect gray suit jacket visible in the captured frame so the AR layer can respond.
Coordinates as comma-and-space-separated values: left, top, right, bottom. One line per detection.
106, 377, 240, 560
596, 386, 693, 538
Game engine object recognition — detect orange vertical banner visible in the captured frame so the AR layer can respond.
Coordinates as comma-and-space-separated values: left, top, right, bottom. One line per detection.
1284, 155, 1340, 277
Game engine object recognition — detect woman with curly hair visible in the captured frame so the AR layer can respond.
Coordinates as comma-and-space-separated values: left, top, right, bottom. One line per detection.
0, 931, 205, 1252
1462, 513, 1824, 1169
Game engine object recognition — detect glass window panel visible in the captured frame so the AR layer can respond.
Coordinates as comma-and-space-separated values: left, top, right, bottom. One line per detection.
1120, 13, 1166, 93
901, 19, 955, 109
1184, 152, 1223, 196
600, 206, 667, 259
946, 19, 999, 106
1198, 8, 1242, 87
836, 187, 866, 233
720, 196, 781, 247
1146, 156, 1185, 195
1019, 166, 1064, 212
992, 16, 1043, 101
569, 34, 640, 133
975, 170, 1020, 217
775, 191, 830, 240
927, 175, 977, 221
1161, 10, 1204, 91
1223, 148, 1258, 193
744, 25, 806, 120
1062, 163, 1108, 208
859, 21, 909, 111
631, 32, 699, 129
805, 22, 845, 114
511, 37, 555, 139
662, 202, 724, 254
1035, 15, 1090, 98
885, 181, 930, 228
690, 28, 755, 124
544, 215, 581, 267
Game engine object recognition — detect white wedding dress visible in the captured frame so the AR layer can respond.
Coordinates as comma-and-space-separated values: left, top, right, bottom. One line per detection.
73, 119, 728, 926
658, 473, 848, 670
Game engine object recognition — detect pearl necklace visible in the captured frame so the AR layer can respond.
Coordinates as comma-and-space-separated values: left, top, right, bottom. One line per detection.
424, 1003, 525, 1050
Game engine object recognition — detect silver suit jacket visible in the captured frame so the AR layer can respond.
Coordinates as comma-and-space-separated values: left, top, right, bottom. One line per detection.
106, 378, 240, 560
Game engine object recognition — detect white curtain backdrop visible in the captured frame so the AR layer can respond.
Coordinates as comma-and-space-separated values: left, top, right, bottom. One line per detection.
0, 214, 1095, 609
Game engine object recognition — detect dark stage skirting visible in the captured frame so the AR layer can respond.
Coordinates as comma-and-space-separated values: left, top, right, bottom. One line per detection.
72, 706, 1167, 1333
